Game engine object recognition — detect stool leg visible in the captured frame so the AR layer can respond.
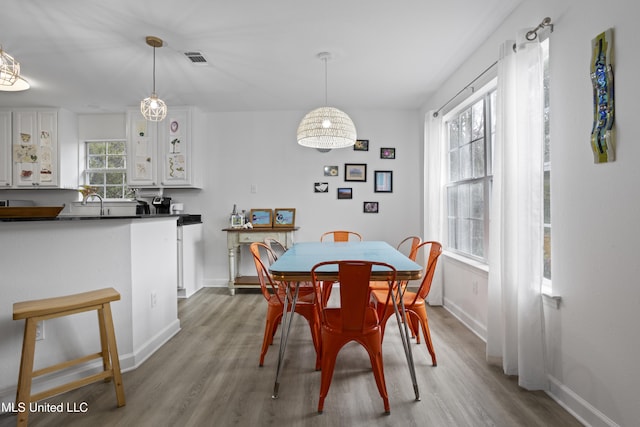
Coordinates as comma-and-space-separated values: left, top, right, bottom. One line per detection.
16, 318, 38, 427
101, 303, 126, 407
97, 308, 112, 382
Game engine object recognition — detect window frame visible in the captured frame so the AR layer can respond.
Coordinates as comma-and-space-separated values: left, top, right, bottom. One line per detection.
84, 139, 132, 200
442, 79, 497, 264
541, 37, 552, 286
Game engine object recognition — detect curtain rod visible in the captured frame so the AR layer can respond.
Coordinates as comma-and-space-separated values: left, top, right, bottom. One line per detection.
526, 17, 553, 41
432, 60, 497, 118
432, 16, 554, 118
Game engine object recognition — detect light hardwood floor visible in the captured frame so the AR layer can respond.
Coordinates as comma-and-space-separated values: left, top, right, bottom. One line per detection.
0, 288, 582, 427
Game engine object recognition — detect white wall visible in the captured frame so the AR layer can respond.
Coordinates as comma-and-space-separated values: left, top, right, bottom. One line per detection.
423, 0, 640, 426
166, 108, 423, 284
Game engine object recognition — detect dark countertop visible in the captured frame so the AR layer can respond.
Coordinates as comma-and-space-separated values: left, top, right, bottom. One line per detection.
1, 213, 202, 224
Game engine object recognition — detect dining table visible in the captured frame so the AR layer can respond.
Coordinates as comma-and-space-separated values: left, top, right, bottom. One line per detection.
268, 240, 424, 401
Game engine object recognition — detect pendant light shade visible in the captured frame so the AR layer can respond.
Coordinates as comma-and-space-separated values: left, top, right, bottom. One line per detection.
297, 52, 356, 150
0, 45, 20, 87
140, 36, 167, 122
297, 106, 357, 149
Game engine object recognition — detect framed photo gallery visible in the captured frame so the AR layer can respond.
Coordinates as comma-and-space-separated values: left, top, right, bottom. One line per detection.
315, 140, 396, 213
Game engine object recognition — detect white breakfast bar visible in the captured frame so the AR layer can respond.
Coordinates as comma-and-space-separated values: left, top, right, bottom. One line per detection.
0, 216, 181, 408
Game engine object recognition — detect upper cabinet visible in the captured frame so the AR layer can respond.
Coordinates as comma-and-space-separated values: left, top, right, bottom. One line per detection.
2, 108, 78, 189
126, 110, 159, 187
0, 111, 12, 187
126, 107, 203, 189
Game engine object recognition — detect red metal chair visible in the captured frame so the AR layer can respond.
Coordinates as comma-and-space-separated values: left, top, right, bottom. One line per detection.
319, 230, 362, 242
319, 231, 363, 305
250, 242, 321, 370
311, 260, 395, 414
371, 241, 442, 366
369, 236, 421, 292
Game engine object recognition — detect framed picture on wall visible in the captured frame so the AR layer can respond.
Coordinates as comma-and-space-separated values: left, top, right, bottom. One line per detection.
380, 147, 395, 159
273, 208, 296, 227
363, 201, 379, 213
250, 209, 273, 227
314, 182, 329, 193
374, 170, 393, 193
337, 187, 353, 199
324, 165, 339, 176
354, 139, 369, 151
344, 163, 367, 182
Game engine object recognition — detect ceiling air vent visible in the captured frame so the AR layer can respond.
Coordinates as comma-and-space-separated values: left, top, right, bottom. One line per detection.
184, 51, 208, 65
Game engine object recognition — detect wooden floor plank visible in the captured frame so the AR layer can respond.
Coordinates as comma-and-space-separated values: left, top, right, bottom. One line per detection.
0, 288, 582, 427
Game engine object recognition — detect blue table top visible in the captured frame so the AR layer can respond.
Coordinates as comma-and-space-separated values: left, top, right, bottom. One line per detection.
269, 241, 423, 281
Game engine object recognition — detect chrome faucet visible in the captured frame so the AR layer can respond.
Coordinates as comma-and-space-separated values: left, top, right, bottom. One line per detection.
82, 192, 104, 216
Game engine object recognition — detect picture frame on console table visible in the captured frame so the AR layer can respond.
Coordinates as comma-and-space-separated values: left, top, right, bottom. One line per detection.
273, 208, 296, 227
250, 209, 273, 227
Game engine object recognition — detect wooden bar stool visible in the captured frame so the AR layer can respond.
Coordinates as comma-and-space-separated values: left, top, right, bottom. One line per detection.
13, 287, 126, 426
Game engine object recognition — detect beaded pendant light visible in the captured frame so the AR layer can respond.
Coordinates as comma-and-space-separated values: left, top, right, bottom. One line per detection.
297, 52, 356, 150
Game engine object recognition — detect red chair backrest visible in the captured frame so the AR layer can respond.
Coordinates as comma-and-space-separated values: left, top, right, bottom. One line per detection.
412, 241, 443, 302
320, 231, 362, 242
250, 242, 284, 303
397, 236, 422, 261
312, 260, 396, 331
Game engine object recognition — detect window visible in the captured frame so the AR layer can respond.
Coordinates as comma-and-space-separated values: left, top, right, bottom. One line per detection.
542, 38, 551, 281
444, 85, 496, 261
85, 140, 132, 199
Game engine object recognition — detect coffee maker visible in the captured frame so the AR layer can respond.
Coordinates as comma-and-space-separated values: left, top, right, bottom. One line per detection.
152, 196, 171, 214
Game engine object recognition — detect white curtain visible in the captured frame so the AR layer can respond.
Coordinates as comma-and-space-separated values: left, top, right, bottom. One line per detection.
486, 34, 547, 390
424, 111, 444, 305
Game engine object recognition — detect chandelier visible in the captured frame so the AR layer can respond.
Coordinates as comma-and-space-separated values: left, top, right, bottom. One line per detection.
140, 36, 167, 122
297, 52, 356, 150
0, 45, 20, 87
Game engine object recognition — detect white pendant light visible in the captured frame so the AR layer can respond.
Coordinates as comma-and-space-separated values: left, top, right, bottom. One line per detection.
0, 45, 20, 87
0, 76, 29, 92
297, 52, 356, 150
140, 36, 167, 122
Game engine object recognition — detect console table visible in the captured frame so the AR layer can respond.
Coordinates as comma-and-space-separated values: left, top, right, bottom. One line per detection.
222, 227, 298, 295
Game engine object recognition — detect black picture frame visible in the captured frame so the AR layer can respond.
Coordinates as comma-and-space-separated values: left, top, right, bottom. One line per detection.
363, 202, 379, 213
354, 139, 369, 151
344, 163, 367, 182
380, 147, 395, 159
374, 170, 393, 193
337, 187, 353, 199
314, 182, 329, 193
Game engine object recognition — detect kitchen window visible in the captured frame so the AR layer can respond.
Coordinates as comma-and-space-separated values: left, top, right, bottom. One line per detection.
444, 86, 495, 262
85, 140, 133, 199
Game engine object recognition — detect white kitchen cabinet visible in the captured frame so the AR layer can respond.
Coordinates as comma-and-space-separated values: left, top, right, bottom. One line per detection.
0, 111, 11, 187
126, 109, 159, 187
10, 108, 78, 188
126, 106, 202, 189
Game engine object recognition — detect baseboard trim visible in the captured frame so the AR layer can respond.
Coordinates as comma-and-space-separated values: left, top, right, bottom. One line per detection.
442, 297, 487, 342
0, 319, 181, 412
547, 375, 620, 427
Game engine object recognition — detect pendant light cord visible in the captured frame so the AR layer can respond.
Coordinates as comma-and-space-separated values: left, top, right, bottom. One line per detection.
152, 45, 156, 93
323, 56, 328, 106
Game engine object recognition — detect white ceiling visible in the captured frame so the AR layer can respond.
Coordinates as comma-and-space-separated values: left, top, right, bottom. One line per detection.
0, 0, 521, 114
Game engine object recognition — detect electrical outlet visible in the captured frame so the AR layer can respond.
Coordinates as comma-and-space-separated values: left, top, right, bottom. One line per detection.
150, 291, 158, 308
35, 321, 45, 341
472, 281, 479, 295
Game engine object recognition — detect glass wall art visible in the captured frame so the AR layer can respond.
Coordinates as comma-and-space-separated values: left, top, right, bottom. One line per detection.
590, 28, 615, 163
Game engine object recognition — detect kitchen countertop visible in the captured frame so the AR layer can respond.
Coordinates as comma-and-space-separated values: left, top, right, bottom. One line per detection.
0, 213, 202, 223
